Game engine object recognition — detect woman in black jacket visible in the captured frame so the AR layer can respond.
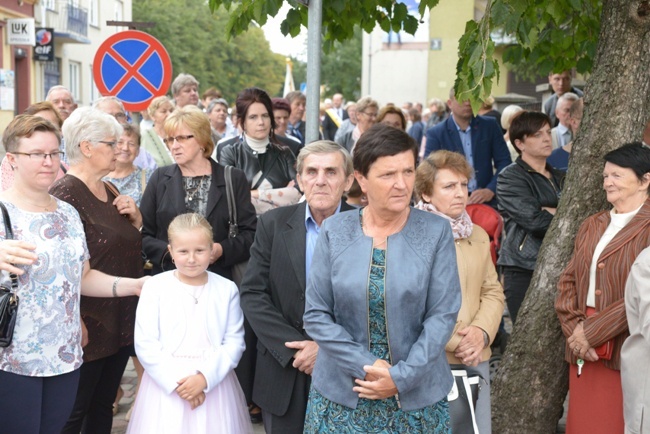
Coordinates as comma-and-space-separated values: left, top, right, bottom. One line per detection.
140, 106, 257, 278
219, 87, 300, 216
496, 111, 564, 324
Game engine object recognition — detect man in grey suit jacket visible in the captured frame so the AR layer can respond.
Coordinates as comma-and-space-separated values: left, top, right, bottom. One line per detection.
239, 141, 354, 433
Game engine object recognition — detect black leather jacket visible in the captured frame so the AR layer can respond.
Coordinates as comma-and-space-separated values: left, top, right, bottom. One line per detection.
496, 158, 565, 270
219, 136, 297, 189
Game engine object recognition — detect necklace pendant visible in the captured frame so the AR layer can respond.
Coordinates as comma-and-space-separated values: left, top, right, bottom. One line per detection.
194, 298, 198, 304
188, 196, 192, 201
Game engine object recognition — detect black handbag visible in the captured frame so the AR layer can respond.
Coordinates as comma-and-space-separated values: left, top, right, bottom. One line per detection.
0, 202, 19, 348
224, 165, 249, 287
447, 365, 482, 434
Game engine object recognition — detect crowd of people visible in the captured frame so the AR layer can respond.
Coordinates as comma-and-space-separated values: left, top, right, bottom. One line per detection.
0, 68, 649, 434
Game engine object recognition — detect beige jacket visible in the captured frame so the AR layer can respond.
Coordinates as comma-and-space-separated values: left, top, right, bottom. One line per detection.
446, 225, 505, 365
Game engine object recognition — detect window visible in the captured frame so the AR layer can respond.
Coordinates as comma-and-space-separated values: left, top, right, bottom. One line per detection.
43, 0, 56, 10
44, 57, 61, 98
89, 0, 99, 27
69, 61, 81, 104
115, 1, 123, 22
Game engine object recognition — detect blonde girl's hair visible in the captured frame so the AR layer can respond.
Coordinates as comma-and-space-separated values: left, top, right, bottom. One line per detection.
167, 213, 214, 245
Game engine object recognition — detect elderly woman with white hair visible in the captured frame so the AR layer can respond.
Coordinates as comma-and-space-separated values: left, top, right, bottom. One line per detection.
49, 108, 145, 434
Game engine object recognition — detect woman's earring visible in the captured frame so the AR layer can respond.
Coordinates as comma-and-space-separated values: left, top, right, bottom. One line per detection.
171, 258, 175, 264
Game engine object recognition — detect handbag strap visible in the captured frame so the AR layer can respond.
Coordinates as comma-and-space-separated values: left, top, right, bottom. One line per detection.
0, 202, 19, 292
103, 181, 120, 198
224, 166, 238, 238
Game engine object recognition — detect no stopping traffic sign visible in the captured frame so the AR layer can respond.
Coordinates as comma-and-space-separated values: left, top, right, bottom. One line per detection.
93, 30, 172, 112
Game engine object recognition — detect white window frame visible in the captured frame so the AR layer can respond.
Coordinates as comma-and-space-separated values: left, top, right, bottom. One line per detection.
69, 61, 81, 105
89, 0, 99, 27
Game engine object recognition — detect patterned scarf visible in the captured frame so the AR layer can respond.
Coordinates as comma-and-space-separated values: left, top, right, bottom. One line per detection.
414, 200, 473, 240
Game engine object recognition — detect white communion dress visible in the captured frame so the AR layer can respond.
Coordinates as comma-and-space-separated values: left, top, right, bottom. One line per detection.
127, 272, 253, 434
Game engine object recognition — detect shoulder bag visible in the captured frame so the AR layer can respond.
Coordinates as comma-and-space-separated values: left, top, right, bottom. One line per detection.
0, 202, 20, 347
224, 165, 249, 287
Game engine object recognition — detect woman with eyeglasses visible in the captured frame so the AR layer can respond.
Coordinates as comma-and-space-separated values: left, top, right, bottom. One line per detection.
0, 114, 147, 434
335, 96, 379, 153
104, 124, 152, 207
44, 108, 147, 434
140, 106, 256, 278
0, 101, 66, 191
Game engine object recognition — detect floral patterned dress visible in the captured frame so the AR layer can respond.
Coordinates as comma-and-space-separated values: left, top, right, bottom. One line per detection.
303, 248, 451, 433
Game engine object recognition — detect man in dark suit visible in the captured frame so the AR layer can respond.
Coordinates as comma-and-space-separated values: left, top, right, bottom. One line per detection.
239, 141, 354, 433
322, 93, 349, 140
424, 88, 511, 206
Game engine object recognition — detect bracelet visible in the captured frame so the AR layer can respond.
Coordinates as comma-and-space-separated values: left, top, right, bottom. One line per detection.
482, 330, 490, 348
112, 277, 122, 298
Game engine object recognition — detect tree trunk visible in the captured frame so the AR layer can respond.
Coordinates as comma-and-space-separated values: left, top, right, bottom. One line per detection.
492, 1, 650, 432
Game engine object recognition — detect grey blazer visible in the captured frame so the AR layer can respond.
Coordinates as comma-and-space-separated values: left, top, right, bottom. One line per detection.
304, 208, 461, 411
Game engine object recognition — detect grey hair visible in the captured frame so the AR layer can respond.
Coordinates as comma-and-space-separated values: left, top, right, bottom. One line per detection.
62, 107, 123, 164
171, 73, 199, 96
355, 96, 378, 115
46, 85, 76, 104
92, 96, 125, 111
296, 140, 353, 177
206, 98, 229, 114
558, 92, 580, 104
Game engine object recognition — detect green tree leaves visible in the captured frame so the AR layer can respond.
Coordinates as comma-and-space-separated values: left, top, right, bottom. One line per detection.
134, 0, 285, 103
208, 0, 441, 51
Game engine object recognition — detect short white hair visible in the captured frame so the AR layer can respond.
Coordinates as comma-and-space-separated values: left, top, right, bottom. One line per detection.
93, 96, 125, 112
62, 107, 123, 164
46, 85, 76, 104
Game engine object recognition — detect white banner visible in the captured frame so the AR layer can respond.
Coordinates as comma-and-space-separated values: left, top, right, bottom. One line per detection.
7, 18, 36, 46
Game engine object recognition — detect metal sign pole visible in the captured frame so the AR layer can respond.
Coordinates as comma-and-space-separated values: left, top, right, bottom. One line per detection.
305, 0, 322, 144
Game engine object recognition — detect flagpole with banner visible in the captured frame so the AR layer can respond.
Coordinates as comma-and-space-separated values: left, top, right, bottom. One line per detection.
283, 57, 295, 97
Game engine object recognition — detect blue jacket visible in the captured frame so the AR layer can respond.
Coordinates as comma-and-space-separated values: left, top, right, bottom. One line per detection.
424, 115, 512, 193
303, 208, 461, 411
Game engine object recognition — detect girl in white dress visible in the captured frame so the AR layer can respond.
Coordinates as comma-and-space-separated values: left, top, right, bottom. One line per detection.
127, 213, 253, 434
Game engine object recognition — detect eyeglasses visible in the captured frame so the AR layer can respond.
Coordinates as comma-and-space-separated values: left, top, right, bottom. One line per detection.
163, 135, 194, 145
97, 140, 117, 147
112, 112, 127, 121
361, 111, 378, 118
12, 151, 64, 161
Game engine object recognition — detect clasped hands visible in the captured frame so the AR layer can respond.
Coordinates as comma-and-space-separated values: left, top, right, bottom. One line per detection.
176, 372, 207, 410
454, 326, 485, 367
567, 322, 599, 362
353, 359, 398, 400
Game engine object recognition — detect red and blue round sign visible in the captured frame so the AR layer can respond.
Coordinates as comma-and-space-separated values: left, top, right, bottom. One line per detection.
93, 30, 172, 112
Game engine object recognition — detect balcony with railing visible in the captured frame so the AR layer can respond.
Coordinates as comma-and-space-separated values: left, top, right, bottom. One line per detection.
44, 2, 91, 44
